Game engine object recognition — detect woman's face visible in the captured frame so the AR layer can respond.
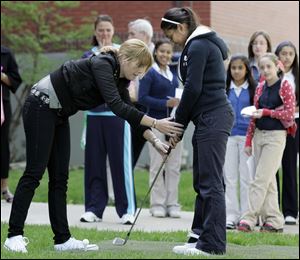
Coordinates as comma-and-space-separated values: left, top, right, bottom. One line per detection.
155, 43, 173, 67
278, 46, 296, 72
121, 60, 146, 81
230, 59, 247, 85
164, 24, 189, 46
252, 34, 268, 59
94, 21, 114, 47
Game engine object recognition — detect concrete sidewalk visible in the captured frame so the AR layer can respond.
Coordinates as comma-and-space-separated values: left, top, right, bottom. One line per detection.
1, 200, 299, 234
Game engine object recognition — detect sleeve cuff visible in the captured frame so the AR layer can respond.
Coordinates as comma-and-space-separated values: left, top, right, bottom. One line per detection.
262, 109, 272, 117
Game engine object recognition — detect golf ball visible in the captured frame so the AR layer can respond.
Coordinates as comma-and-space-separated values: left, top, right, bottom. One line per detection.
83, 239, 89, 245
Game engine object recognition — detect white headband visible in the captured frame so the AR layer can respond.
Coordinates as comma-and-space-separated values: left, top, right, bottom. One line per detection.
161, 17, 180, 25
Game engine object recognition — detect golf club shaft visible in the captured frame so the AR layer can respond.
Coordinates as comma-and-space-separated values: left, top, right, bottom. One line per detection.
123, 147, 172, 244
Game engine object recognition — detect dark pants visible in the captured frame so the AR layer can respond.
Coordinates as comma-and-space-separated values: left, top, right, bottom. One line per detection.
190, 105, 234, 255
84, 115, 136, 218
276, 118, 299, 218
1, 101, 11, 179
8, 94, 71, 244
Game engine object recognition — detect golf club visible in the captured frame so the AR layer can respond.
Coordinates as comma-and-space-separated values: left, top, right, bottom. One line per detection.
113, 146, 172, 246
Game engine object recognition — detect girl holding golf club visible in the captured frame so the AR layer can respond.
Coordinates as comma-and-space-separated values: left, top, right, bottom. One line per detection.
4, 38, 183, 253
161, 7, 234, 256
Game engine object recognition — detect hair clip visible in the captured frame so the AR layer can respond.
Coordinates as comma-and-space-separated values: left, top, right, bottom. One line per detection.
161, 17, 180, 25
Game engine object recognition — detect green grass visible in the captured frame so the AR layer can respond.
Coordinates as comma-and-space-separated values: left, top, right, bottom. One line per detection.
1, 223, 298, 259
2, 169, 299, 259
5, 169, 196, 211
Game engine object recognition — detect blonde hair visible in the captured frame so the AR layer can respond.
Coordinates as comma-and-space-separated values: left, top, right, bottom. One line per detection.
118, 39, 153, 72
258, 52, 279, 66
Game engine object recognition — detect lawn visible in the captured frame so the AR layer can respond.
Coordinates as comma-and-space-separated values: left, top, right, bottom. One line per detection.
1, 223, 299, 259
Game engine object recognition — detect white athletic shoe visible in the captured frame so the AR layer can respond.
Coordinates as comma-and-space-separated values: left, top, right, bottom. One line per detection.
4, 235, 29, 253
80, 211, 102, 223
172, 242, 197, 254
121, 214, 135, 225
285, 216, 297, 225
54, 237, 99, 251
184, 247, 211, 256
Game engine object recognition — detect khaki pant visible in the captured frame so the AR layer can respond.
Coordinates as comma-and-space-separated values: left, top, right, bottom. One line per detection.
148, 129, 182, 209
241, 129, 286, 229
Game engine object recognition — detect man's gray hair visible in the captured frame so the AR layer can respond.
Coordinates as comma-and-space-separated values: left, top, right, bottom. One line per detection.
128, 19, 153, 39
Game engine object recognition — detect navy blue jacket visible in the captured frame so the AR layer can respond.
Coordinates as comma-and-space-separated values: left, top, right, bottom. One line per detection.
175, 27, 229, 128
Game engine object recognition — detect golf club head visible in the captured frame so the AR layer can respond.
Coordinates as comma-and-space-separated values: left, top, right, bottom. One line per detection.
112, 237, 126, 246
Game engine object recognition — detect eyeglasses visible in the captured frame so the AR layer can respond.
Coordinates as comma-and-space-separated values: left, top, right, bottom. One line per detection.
161, 17, 180, 25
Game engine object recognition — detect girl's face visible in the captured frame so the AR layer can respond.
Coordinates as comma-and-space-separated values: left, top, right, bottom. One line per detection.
278, 46, 296, 72
164, 24, 189, 47
259, 57, 278, 82
121, 60, 146, 81
230, 59, 247, 85
252, 35, 268, 58
95, 21, 114, 46
155, 43, 173, 67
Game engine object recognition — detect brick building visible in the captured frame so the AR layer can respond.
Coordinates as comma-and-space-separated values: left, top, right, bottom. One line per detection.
62, 1, 298, 54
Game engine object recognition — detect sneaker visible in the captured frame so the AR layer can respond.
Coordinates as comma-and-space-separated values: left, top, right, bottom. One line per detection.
2, 189, 14, 203
150, 206, 166, 218
237, 220, 252, 232
260, 223, 283, 233
121, 214, 135, 225
80, 211, 102, 223
226, 221, 236, 230
173, 242, 197, 254
3, 235, 29, 253
167, 205, 181, 218
54, 237, 99, 251
285, 216, 297, 225
184, 247, 211, 256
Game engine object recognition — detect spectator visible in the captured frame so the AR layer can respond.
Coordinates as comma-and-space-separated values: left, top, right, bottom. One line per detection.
79, 15, 136, 225
224, 54, 257, 229
161, 7, 234, 256
1, 46, 22, 203
238, 53, 297, 233
248, 31, 272, 82
275, 41, 299, 225
127, 18, 155, 167
4, 39, 183, 253
139, 39, 183, 218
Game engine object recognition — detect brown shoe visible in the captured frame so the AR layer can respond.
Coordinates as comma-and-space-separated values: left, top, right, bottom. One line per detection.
260, 223, 283, 233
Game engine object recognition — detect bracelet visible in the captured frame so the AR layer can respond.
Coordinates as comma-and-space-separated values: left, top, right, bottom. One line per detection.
151, 119, 157, 129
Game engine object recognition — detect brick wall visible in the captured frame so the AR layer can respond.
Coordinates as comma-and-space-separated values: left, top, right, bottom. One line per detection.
211, 1, 299, 55
60, 1, 211, 40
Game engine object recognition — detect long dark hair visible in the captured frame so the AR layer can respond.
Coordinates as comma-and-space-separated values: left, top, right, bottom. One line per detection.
91, 14, 113, 46
226, 54, 257, 105
275, 41, 299, 104
160, 7, 199, 38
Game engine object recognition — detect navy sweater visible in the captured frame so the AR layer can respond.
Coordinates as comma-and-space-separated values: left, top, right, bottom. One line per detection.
175, 27, 230, 128
138, 67, 178, 119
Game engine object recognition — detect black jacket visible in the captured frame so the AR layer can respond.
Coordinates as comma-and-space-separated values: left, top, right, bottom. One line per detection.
50, 52, 147, 132
176, 27, 230, 128
1, 46, 22, 103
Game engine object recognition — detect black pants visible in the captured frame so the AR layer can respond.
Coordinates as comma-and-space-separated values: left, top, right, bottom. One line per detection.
276, 118, 299, 218
1, 101, 12, 179
8, 94, 71, 244
190, 105, 234, 255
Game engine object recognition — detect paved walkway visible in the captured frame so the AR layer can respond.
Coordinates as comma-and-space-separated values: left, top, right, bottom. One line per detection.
1, 201, 299, 234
